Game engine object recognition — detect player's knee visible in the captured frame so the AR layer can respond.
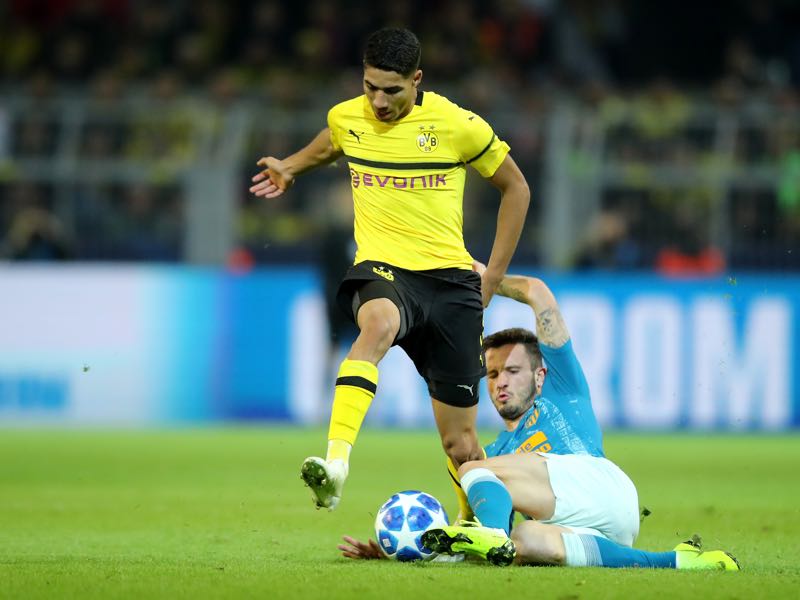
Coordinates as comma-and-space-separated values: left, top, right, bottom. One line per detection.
478, 463, 519, 486
456, 459, 485, 480
357, 305, 400, 347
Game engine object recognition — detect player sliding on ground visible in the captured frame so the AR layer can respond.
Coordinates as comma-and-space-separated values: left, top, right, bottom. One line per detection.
250, 28, 529, 510
339, 263, 740, 570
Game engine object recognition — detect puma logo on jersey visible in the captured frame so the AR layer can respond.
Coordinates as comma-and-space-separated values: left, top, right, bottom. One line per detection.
457, 384, 475, 395
372, 266, 394, 281
348, 129, 363, 143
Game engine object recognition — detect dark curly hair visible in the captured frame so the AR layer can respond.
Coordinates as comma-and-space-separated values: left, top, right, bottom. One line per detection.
363, 28, 421, 77
482, 327, 543, 370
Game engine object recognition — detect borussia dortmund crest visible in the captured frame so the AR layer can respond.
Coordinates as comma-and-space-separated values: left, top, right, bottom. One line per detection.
416, 125, 439, 153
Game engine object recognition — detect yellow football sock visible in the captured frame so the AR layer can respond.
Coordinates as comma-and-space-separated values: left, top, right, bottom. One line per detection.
326, 359, 378, 463
447, 455, 473, 521
327, 439, 352, 464
446, 447, 487, 521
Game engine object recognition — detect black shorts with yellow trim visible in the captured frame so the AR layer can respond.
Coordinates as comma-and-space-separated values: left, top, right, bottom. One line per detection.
336, 260, 485, 407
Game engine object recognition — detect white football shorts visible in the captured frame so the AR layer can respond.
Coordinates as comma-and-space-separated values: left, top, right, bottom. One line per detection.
537, 452, 640, 547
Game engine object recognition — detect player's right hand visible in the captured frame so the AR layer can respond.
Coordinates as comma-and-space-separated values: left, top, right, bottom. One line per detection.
480, 267, 503, 307
471, 260, 487, 276
472, 259, 502, 306
338, 535, 386, 560
249, 157, 294, 198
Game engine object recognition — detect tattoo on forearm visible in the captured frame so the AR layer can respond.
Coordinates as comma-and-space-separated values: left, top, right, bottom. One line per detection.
536, 308, 570, 347
497, 279, 529, 304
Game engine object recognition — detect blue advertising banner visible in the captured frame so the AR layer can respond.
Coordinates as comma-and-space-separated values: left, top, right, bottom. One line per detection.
0, 266, 796, 429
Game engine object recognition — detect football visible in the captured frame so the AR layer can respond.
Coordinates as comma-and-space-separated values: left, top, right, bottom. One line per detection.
374, 490, 449, 562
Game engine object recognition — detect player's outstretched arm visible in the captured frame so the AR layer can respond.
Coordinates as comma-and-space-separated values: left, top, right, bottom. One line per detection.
473, 261, 570, 348
338, 535, 386, 560
249, 128, 343, 199
481, 155, 530, 307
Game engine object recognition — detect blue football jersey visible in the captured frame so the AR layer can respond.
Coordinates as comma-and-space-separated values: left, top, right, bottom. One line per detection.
484, 339, 604, 458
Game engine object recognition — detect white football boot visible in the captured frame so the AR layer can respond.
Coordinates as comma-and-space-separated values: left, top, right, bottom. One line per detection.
300, 457, 347, 510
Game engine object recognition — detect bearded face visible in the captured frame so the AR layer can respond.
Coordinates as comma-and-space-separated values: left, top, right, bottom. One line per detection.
485, 343, 542, 422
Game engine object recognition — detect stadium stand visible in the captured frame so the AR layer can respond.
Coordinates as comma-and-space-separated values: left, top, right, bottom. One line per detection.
1, 0, 799, 269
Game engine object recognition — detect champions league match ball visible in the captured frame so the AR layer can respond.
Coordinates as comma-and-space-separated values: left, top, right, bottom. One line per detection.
374, 490, 449, 562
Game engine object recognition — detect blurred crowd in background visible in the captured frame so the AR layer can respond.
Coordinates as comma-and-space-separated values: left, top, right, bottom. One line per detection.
1, 0, 800, 271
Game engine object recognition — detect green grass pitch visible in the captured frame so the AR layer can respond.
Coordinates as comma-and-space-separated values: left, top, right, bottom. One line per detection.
1, 428, 799, 599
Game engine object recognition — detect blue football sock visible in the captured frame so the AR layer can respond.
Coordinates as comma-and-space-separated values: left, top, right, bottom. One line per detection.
562, 533, 676, 568
461, 468, 513, 535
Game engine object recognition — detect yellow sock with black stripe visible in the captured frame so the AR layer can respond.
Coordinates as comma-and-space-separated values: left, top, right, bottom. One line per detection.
446, 447, 487, 521
326, 359, 378, 464
447, 455, 473, 521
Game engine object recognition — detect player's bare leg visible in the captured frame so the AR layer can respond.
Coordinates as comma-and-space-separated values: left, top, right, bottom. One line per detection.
459, 452, 557, 520
431, 399, 483, 469
301, 298, 399, 510
510, 521, 571, 565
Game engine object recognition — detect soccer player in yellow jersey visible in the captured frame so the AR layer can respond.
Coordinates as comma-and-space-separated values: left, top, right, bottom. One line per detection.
250, 28, 530, 510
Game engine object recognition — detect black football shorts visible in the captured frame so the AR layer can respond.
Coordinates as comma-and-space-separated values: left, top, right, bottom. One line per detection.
336, 260, 485, 407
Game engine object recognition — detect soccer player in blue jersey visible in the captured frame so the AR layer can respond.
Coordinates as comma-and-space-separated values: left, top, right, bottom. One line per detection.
338, 264, 739, 571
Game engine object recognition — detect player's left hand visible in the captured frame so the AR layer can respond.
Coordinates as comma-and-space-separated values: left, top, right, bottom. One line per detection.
338, 535, 386, 560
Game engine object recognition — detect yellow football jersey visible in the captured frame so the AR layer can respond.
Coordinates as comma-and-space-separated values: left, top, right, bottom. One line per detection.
327, 91, 510, 271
